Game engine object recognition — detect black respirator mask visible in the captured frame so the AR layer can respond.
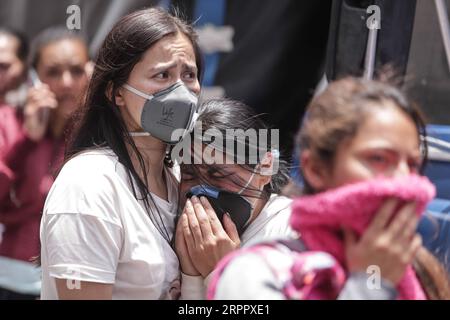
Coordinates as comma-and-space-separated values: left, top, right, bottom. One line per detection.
185, 184, 256, 237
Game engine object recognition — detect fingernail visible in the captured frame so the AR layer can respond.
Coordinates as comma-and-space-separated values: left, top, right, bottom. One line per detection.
186, 199, 192, 207
191, 196, 198, 203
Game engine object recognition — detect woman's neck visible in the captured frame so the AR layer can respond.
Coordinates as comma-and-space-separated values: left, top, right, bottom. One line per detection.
128, 135, 168, 199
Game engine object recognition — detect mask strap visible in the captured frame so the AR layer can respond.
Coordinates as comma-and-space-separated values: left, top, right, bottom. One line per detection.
123, 84, 154, 100
129, 132, 151, 137
238, 171, 256, 195
238, 149, 279, 194
123, 84, 153, 137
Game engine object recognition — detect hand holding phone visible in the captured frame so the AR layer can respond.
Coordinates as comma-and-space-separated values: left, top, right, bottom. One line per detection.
185, 185, 252, 236
180, 191, 242, 277
23, 69, 57, 141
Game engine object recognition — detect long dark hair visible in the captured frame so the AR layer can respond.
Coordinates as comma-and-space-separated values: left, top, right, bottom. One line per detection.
180, 98, 290, 201
66, 7, 203, 243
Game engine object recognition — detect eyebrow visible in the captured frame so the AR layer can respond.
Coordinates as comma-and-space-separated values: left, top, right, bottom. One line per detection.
360, 146, 422, 158
150, 62, 197, 73
42, 59, 86, 68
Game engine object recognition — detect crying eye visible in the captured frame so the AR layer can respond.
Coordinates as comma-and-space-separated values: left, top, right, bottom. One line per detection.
207, 167, 232, 180
368, 155, 387, 164
154, 71, 169, 79
363, 152, 393, 172
182, 71, 196, 80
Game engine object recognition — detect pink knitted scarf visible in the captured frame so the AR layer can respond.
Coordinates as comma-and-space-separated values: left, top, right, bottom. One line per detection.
290, 174, 436, 300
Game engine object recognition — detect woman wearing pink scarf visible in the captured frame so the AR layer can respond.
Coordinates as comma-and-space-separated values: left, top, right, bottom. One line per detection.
208, 76, 450, 300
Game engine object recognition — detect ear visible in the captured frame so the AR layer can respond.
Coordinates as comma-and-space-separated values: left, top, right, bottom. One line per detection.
300, 150, 329, 192
84, 61, 95, 79
256, 151, 274, 187
106, 81, 125, 107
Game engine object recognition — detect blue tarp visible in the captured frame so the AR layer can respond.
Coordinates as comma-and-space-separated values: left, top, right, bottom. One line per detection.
420, 125, 450, 272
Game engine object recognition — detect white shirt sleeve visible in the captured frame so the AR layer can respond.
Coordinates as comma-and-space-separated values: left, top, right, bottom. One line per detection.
44, 213, 122, 284
241, 195, 296, 247
42, 163, 124, 284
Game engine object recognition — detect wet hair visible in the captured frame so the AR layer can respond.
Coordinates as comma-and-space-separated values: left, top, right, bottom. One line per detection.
29, 26, 88, 69
180, 98, 290, 200
298, 76, 428, 194
65, 7, 203, 243
0, 26, 29, 62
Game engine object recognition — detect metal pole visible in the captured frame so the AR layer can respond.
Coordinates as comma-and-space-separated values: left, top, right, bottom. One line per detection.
435, 0, 450, 73
363, 28, 378, 80
89, 0, 131, 58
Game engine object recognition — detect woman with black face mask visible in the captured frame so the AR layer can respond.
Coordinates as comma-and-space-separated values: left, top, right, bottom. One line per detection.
39, 8, 203, 300
174, 99, 295, 299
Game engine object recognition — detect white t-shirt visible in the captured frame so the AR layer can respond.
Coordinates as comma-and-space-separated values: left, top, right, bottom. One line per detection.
40, 148, 181, 300
241, 194, 295, 247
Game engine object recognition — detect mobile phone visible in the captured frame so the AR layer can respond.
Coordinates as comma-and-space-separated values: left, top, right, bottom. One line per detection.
186, 185, 252, 236
28, 68, 50, 125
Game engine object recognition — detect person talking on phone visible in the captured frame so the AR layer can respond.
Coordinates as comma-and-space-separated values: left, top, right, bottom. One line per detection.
0, 26, 90, 299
